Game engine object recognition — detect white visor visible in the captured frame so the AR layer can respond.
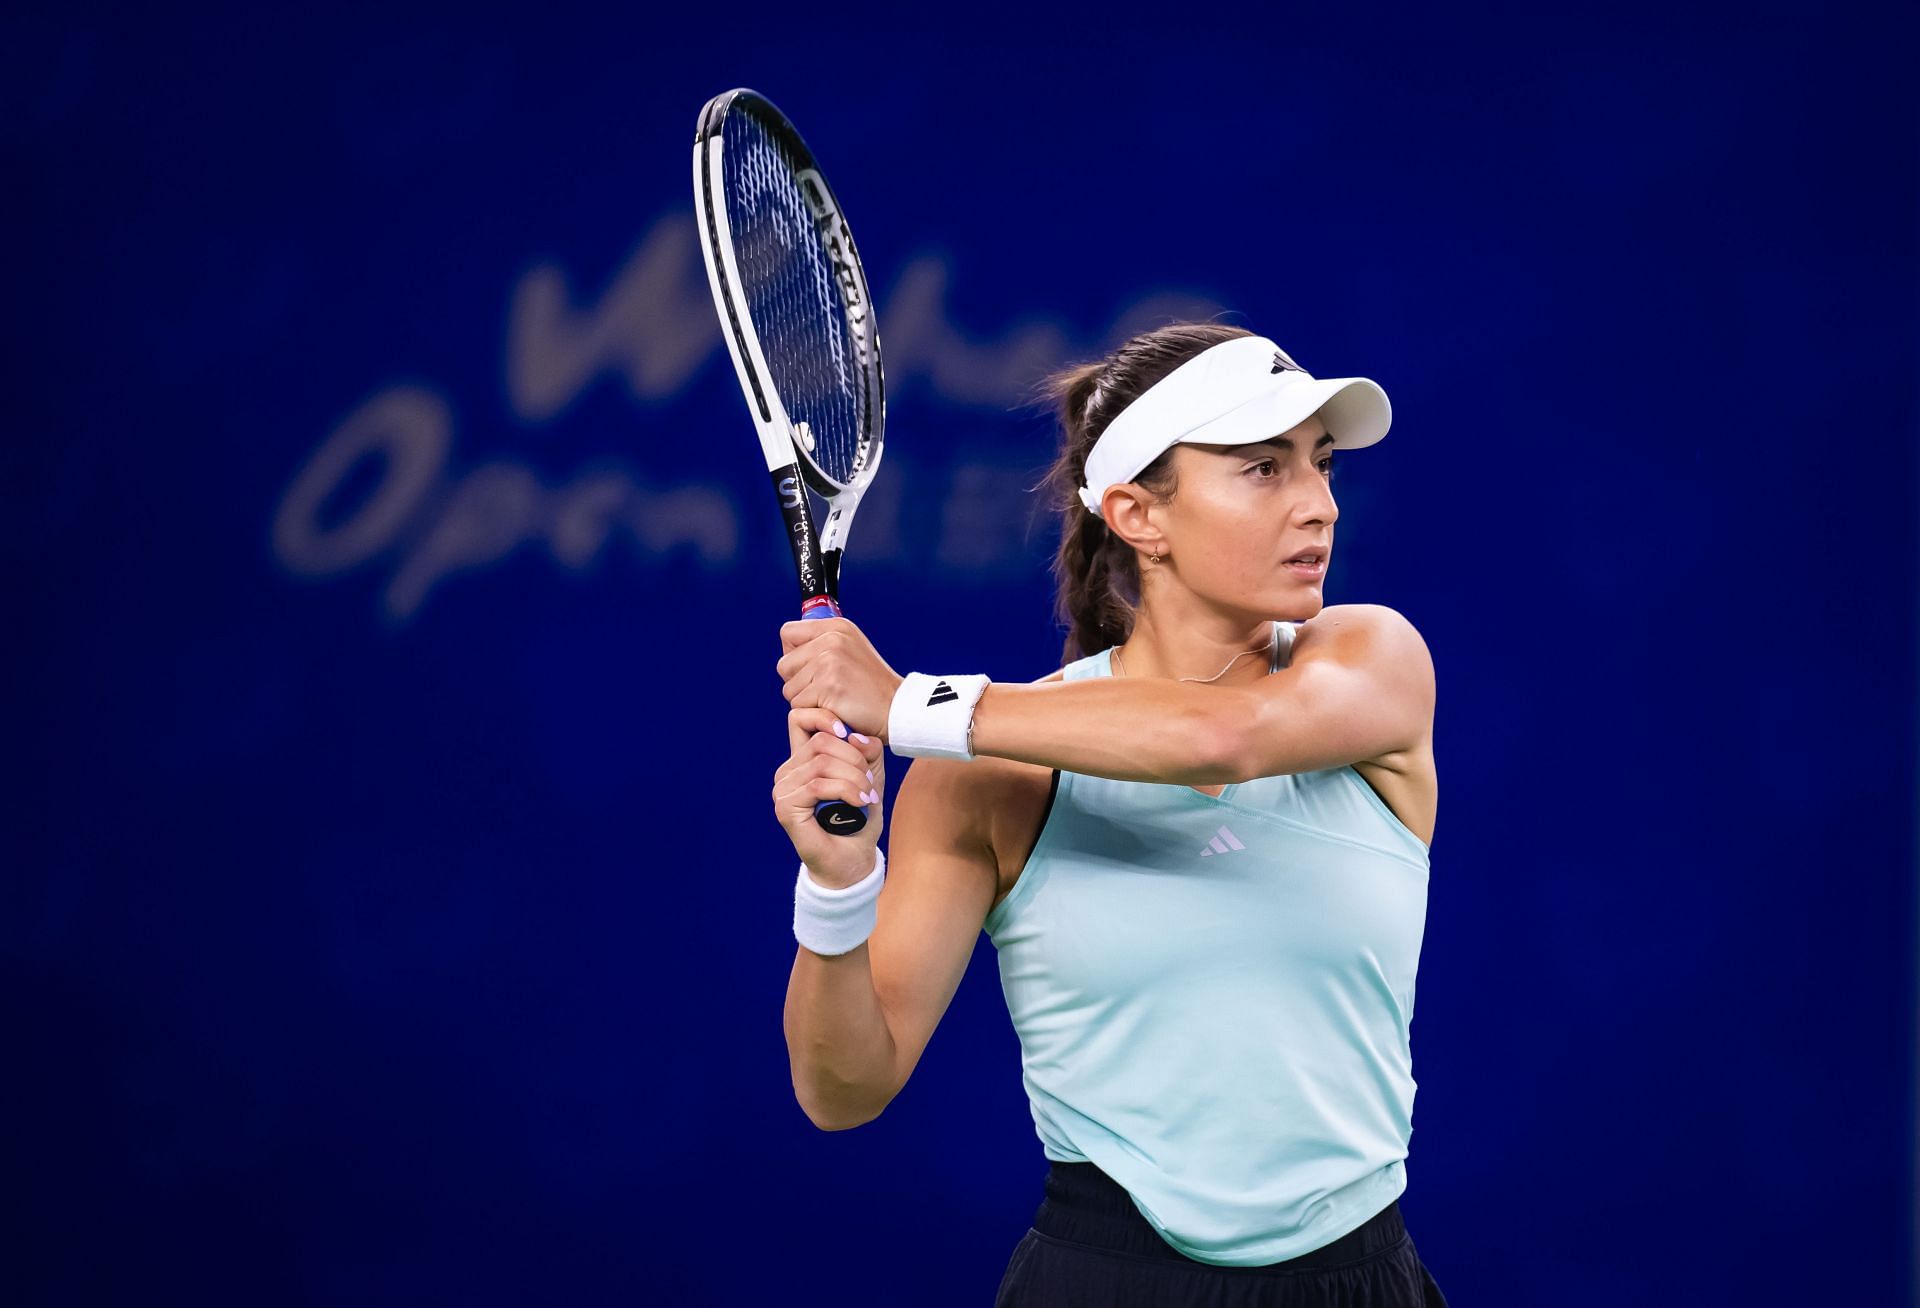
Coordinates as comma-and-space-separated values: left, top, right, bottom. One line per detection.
1077, 334, 1392, 519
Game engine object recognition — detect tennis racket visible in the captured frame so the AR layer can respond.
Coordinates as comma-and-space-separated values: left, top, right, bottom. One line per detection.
692, 88, 887, 838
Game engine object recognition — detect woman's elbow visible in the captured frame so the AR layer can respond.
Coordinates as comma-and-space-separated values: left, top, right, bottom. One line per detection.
799, 1096, 885, 1132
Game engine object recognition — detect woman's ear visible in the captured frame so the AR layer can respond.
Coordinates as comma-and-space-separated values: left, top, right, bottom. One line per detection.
1102, 486, 1166, 559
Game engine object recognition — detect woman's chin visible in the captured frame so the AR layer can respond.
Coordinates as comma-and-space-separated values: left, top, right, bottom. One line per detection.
1274, 593, 1324, 622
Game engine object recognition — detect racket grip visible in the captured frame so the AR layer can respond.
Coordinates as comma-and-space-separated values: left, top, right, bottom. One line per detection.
801, 596, 868, 837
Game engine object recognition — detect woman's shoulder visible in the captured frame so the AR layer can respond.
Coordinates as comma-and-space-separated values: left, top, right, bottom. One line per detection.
1292, 605, 1433, 681
1300, 603, 1427, 644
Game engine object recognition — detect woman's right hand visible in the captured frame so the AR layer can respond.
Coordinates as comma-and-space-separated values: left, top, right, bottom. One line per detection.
773, 706, 886, 888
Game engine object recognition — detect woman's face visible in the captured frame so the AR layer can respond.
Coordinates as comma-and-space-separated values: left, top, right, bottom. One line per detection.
1161, 412, 1339, 615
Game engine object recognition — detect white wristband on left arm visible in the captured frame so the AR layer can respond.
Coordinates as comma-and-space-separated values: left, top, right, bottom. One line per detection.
794, 845, 886, 956
887, 672, 991, 760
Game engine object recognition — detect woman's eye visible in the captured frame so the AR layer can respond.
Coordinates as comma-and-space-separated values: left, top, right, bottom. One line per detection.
1247, 458, 1334, 479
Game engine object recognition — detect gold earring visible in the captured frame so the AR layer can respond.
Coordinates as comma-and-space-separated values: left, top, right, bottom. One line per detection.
1148, 552, 1162, 566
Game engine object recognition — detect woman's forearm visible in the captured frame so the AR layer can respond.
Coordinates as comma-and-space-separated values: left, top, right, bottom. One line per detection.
783, 942, 900, 1130
966, 680, 1240, 785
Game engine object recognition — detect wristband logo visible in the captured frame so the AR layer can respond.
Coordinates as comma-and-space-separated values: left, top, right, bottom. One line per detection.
927, 679, 958, 707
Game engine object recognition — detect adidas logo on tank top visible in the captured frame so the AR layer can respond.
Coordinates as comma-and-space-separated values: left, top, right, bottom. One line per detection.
1198, 824, 1245, 856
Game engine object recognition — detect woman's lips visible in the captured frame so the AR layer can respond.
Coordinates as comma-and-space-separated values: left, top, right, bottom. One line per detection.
1283, 557, 1327, 579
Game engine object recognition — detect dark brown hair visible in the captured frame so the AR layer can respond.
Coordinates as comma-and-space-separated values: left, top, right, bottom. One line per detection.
1035, 322, 1255, 664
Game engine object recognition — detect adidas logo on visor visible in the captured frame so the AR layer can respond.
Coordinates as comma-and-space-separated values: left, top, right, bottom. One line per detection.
1198, 824, 1246, 857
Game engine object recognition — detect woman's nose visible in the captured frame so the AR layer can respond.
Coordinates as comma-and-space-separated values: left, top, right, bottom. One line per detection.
1298, 474, 1338, 525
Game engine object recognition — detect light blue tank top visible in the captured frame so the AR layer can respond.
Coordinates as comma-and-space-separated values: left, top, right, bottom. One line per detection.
983, 621, 1432, 1267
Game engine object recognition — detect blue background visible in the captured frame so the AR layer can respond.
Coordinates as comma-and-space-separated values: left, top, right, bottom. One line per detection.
10, 3, 1916, 1304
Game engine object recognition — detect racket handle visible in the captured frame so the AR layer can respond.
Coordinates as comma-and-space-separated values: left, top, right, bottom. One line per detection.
801, 596, 868, 837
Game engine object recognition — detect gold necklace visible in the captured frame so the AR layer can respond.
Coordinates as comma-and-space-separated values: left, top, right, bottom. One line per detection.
1111, 626, 1276, 684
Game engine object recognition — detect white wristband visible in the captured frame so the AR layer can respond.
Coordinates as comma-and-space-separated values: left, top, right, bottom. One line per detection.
794, 845, 886, 956
888, 672, 991, 760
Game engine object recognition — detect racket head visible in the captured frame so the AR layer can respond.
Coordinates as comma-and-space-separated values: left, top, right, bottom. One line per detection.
693, 89, 886, 506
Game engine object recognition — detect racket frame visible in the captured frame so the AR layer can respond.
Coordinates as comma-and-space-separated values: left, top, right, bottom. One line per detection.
692, 88, 886, 618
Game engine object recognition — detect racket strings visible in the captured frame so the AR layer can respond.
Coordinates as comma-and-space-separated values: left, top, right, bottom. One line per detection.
723, 112, 873, 487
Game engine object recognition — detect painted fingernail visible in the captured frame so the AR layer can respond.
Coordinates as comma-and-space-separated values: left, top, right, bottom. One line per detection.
851, 732, 868, 743
860, 790, 875, 805
866, 769, 874, 783
832, 721, 848, 738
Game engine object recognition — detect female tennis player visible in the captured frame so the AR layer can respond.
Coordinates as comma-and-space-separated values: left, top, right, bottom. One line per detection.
772, 322, 1447, 1306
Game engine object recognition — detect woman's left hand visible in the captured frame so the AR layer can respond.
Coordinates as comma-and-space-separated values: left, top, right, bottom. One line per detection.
777, 617, 905, 742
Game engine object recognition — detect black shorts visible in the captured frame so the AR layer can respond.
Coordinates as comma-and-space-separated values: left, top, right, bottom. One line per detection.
994, 1161, 1450, 1307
